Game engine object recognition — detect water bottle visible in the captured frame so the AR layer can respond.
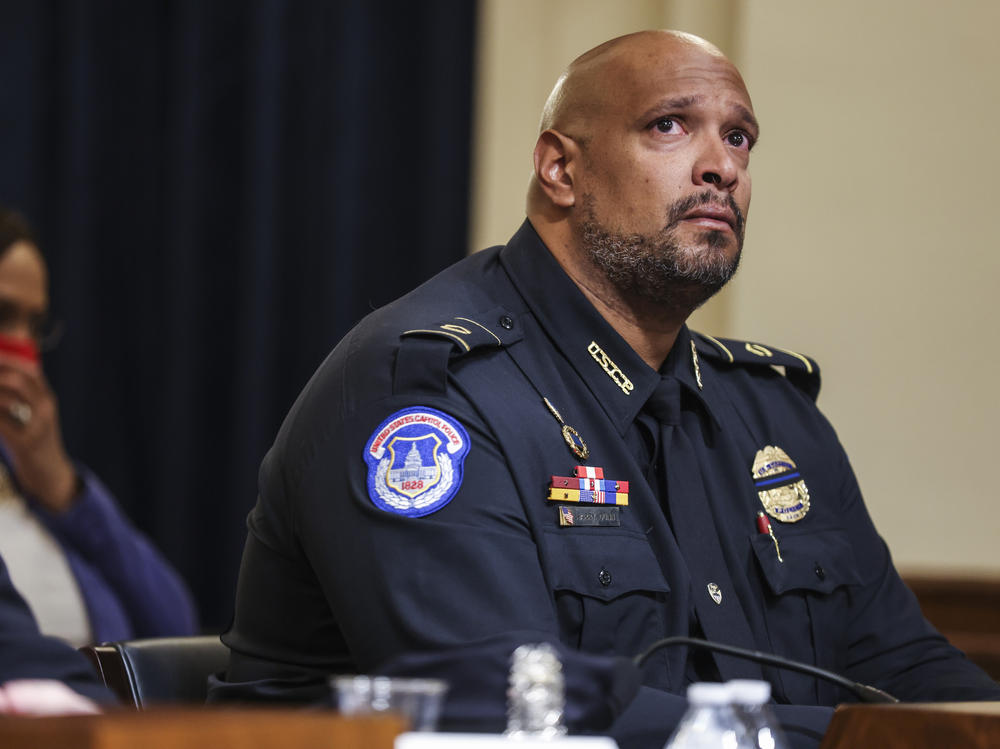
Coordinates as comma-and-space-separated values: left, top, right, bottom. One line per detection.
664, 682, 752, 749
727, 680, 790, 749
505, 643, 567, 739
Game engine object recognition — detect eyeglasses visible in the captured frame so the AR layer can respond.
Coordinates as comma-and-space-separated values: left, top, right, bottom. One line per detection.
0, 300, 64, 352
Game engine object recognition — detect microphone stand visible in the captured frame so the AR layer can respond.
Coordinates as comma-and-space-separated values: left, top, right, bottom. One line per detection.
633, 636, 898, 704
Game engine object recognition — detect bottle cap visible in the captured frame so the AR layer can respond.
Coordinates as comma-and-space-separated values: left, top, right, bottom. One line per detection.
686, 682, 731, 705
727, 679, 771, 705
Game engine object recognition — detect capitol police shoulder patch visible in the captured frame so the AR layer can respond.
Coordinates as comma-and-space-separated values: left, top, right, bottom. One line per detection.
363, 406, 470, 517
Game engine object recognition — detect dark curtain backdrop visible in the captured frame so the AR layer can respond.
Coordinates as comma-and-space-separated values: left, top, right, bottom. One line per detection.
0, 1, 478, 631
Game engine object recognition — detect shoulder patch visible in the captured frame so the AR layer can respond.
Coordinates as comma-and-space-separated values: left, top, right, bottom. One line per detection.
692, 332, 821, 401
363, 407, 470, 517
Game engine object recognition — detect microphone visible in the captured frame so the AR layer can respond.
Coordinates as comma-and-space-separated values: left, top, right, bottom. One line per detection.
633, 636, 899, 704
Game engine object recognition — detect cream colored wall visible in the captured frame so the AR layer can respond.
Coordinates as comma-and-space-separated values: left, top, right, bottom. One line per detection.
471, 0, 1000, 574
733, 1, 1000, 574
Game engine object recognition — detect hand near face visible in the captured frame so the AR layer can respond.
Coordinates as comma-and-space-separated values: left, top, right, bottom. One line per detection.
0, 351, 78, 513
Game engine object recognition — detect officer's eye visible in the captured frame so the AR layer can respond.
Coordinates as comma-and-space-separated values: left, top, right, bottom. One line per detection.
726, 130, 754, 151
651, 117, 684, 135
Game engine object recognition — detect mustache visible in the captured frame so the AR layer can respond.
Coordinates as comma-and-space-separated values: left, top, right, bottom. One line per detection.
666, 191, 745, 237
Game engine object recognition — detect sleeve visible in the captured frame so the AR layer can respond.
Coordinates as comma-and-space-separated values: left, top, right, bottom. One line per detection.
0, 554, 115, 704
831, 447, 1000, 701
290, 385, 573, 668
34, 463, 198, 638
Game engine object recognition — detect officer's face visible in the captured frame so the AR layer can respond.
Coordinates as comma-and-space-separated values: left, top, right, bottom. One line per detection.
569, 40, 756, 300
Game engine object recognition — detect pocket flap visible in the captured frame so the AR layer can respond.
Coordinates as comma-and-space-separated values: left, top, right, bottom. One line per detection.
544, 531, 671, 602
752, 527, 862, 596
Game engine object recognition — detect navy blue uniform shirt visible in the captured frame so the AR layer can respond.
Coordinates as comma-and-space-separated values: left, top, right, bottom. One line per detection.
213, 222, 999, 747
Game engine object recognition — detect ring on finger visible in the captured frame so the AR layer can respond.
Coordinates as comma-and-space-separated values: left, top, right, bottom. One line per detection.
8, 402, 32, 426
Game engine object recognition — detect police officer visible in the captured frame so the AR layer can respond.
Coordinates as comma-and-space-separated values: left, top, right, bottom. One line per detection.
213, 31, 1000, 747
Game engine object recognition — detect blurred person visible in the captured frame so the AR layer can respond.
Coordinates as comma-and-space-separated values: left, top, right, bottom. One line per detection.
0, 206, 197, 646
0, 551, 109, 714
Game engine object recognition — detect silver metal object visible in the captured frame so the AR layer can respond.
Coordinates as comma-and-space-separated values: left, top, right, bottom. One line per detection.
505, 643, 567, 739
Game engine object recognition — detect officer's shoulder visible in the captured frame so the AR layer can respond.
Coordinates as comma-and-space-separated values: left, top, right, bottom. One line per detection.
365, 304, 521, 397
381, 246, 522, 358
295, 248, 519, 429
398, 307, 522, 355
346, 247, 509, 347
691, 331, 821, 401
364, 253, 523, 396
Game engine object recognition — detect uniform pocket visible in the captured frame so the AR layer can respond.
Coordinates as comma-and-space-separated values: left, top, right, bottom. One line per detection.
544, 530, 670, 660
751, 526, 861, 596
750, 525, 862, 703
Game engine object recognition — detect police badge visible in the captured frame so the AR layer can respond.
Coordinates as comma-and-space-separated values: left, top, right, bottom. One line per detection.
751, 445, 810, 523
364, 406, 470, 517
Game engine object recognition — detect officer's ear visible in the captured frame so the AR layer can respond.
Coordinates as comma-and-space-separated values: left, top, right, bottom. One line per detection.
533, 129, 580, 209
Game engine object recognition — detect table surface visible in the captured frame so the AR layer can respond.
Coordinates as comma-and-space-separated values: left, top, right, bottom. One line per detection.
0, 707, 408, 749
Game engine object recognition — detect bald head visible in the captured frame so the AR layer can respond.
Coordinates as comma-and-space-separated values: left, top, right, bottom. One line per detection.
538, 31, 733, 138
527, 29, 754, 219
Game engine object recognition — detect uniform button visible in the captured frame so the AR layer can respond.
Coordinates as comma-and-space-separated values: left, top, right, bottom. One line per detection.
499, 315, 514, 330
598, 568, 612, 587
814, 563, 826, 581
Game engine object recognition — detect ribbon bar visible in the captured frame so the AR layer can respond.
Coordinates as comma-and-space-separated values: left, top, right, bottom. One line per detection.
550, 475, 629, 493
546, 487, 629, 506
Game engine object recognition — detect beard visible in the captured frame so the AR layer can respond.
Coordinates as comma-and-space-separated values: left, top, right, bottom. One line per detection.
579, 190, 744, 315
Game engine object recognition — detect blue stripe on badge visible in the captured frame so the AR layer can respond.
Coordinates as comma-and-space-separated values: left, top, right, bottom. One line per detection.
754, 471, 801, 488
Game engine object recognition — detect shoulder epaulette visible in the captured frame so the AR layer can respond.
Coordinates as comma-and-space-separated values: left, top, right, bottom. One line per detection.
692, 331, 821, 401
394, 307, 523, 395
401, 307, 522, 354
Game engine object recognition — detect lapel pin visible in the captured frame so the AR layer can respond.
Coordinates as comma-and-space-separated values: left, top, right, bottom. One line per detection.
543, 397, 589, 460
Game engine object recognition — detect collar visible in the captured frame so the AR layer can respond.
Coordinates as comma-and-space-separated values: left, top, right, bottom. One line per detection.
659, 326, 722, 429
499, 220, 718, 434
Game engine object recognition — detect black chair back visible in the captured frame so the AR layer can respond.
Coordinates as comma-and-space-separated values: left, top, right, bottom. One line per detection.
81, 635, 228, 709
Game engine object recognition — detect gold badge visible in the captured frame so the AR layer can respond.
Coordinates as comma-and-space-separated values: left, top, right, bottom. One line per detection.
751, 445, 810, 523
